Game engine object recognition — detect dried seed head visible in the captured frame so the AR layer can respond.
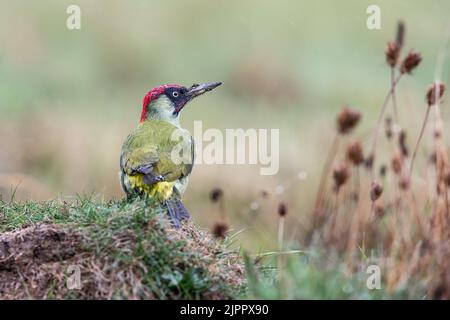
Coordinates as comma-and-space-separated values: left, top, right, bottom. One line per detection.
399, 130, 409, 157
379, 164, 387, 177
396, 21, 405, 48
391, 154, 403, 175
364, 153, 375, 169
399, 175, 410, 190
385, 116, 393, 139
337, 107, 361, 134
333, 164, 350, 191
386, 41, 401, 67
347, 141, 364, 166
210, 188, 223, 203
426, 82, 445, 106
434, 128, 442, 139
212, 221, 229, 239
277, 202, 288, 217
370, 182, 383, 202
400, 51, 422, 74
429, 151, 437, 165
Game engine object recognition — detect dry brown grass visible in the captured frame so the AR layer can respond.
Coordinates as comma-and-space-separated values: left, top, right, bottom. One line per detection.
306, 22, 449, 299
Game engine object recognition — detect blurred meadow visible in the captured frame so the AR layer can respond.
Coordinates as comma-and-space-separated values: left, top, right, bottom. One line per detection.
1, 0, 450, 256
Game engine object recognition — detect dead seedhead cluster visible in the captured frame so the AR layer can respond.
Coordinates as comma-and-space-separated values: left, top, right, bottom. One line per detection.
309, 21, 448, 298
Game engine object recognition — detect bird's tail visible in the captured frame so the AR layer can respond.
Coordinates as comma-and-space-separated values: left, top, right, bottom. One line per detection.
164, 198, 190, 228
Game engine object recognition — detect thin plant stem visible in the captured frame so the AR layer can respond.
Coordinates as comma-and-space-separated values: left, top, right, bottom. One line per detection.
314, 133, 340, 212
368, 201, 375, 223
370, 74, 403, 180
409, 106, 431, 179
391, 67, 399, 123
353, 166, 360, 208
327, 188, 341, 242
277, 216, 286, 299
278, 216, 285, 251
219, 197, 226, 221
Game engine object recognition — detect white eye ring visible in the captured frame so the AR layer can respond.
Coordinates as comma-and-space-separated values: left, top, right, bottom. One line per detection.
172, 92, 179, 97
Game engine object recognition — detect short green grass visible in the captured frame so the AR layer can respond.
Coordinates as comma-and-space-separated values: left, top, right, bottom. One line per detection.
244, 253, 392, 300
0, 197, 244, 299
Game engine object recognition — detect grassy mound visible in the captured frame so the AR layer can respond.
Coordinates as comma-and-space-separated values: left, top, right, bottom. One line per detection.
0, 198, 244, 299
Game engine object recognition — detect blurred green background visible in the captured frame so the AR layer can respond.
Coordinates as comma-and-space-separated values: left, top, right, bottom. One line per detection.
1, 0, 449, 249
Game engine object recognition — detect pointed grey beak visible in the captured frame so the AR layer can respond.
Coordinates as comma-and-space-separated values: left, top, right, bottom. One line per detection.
187, 81, 222, 98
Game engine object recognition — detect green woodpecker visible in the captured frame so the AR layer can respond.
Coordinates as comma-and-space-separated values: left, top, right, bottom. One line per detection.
120, 82, 222, 227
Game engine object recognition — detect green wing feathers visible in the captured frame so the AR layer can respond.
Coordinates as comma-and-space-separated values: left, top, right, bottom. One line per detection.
120, 120, 193, 184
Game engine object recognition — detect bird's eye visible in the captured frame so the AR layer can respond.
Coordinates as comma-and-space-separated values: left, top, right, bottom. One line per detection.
172, 91, 179, 98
